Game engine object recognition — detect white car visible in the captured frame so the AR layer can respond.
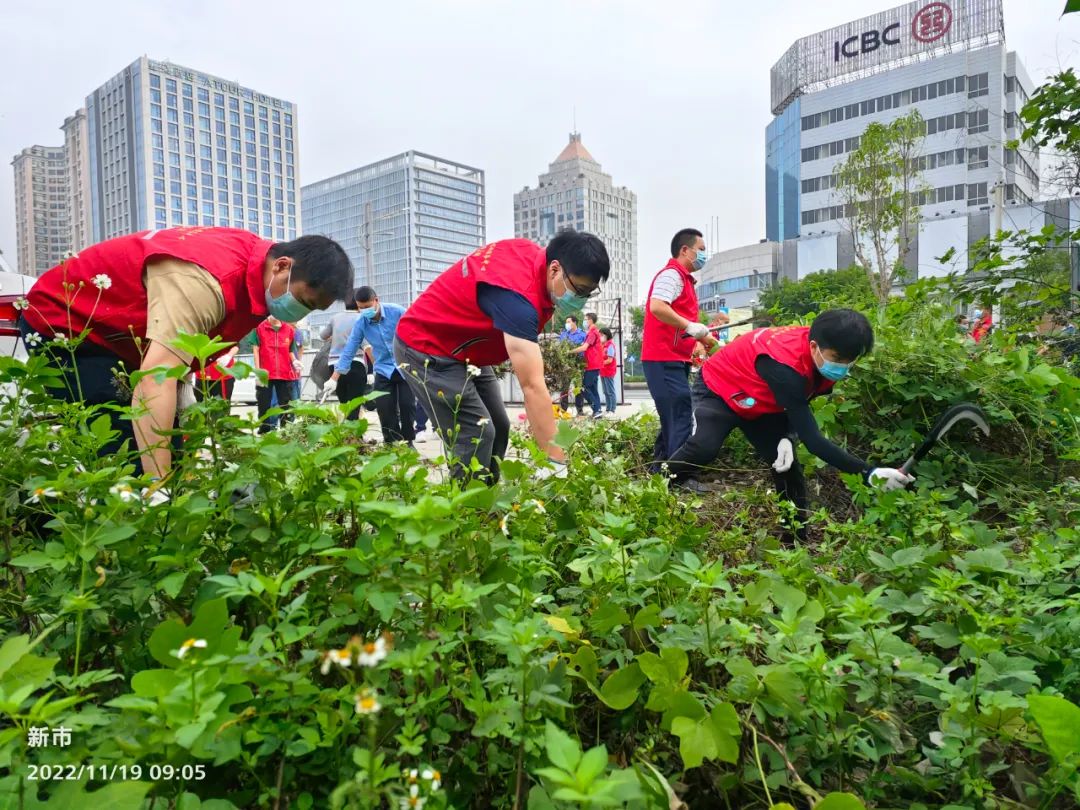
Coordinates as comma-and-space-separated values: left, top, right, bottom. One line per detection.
0, 270, 36, 361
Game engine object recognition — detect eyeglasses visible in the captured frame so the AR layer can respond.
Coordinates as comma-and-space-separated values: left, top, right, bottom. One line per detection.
562, 269, 599, 299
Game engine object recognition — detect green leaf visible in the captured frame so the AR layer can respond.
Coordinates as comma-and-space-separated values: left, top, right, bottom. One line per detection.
568, 645, 599, 685
815, 793, 868, 810
545, 721, 582, 772
638, 647, 688, 687
130, 668, 183, 697
147, 598, 241, 668
632, 603, 663, 630
1029, 694, 1080, 764
576, 745, 608, 786
598, 663, 645, 710
671, 701, 740, 769
1066, 0, 1080, 13
588, 602, 630, 634
764, 665, 805, 714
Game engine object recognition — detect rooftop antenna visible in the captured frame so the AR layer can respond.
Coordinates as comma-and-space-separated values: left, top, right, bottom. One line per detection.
573, 106, 577, 133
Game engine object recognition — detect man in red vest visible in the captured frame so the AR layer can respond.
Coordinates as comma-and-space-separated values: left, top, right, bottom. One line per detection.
667, 309, 914, 538
394, 231, 610, 483
571, 311, 604, 419
19, 227, 351, 478
642, 228, 717, 470
252, 316, 302, 432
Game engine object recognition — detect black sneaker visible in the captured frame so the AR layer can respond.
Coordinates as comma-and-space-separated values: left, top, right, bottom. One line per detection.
672, 478, 712, 494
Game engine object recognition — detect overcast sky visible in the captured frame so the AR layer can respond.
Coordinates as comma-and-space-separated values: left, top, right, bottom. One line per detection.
2, 0, 1078, 294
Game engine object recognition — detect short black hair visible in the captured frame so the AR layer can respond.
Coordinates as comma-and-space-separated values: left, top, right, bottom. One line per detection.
344, 289, 360, 311
670, 228, 703, 259
566, 315, 579, 326
269, 236, 353, 302
354, 286, 377, 304
585, 312, 598, 325
546, 231, 610, 285
599, 327, 613, 340
954, 314, 968, 323
809, 308, 874, 361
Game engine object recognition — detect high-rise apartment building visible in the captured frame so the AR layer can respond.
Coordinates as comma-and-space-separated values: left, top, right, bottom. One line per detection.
11, 146, 69, 276
61, 108, 93, 254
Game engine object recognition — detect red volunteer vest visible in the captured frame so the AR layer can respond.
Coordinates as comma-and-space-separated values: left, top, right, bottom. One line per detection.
701, 326, 835, 419
255, 321, 299, 381
24, 227, 273, 370
971, 314, 992, 343
600, 342, 617, 378
583, 325, 604, 371
396, 239, 555, 366
642, 259, 699, 362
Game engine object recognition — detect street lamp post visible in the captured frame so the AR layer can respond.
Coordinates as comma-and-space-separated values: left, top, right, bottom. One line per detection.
361, 205, 409, 290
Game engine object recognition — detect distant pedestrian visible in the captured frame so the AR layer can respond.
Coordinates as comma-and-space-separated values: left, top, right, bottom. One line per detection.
599, 327, 617, 415
558, 315, 587, 415
572, 312, 604, 418
321, 291, 370, 419
253, 316, 302, 433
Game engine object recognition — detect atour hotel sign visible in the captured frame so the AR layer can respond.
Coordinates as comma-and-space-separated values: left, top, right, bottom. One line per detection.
771, 0, 1004, 114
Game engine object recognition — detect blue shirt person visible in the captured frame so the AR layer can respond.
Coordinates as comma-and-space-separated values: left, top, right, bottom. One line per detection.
329, 287, 416, 444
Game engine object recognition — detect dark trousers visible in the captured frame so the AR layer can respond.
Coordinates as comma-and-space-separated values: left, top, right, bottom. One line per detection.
415, 399, 429, 432
394, 337, 510, 484
335, 364, 370, 421
643, 360, 693, 466
582, 369, 601, 415
256, 379, 296, 433
601, 375, 617, 412
373, 370, 416, 444
558, 388, 585, 415
669, 376, 809, 537
17, 316, 183, 470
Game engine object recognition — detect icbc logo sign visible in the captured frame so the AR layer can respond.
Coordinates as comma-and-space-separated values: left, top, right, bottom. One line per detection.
833, 2, 953, 62
833, 23, 900, 61
912, 2, 953, 43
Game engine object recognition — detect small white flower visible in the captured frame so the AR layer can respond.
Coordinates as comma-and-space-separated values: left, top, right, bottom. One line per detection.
26, 486, 58, 504
499, 515, 510, 537
23, 331, 42, 347
354, 688, 382, 715
355, 636, 390, 667
528, 499, 546, 514
109, 482, 138, 503
173, 638, 208, 659
12, 297, 29, 311
91, 274, 113, 291
422, 768, 441, 791
407, 769, 419, 784
51, 334, 69, 347
320, 648, 352, 675
477, 417, 489, 426
466, 364, 481, 378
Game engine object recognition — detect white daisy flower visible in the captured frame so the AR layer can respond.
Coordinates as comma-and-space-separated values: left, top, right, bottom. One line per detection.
23, 331, 42, 347
12, 297, 29, 311
354, 688, 381, 715
109, 482, 138, 503
466, 364, 481, 378
91, 274, 113, 290
173, 638, 208, 659
319, 648, 352, 675
26, 486, 58, 504
477, 417, 489, 426
355, 636, 390, 667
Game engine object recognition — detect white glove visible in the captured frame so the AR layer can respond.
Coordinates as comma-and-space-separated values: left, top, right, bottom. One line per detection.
685, 322, 710, 340
292, 359, 303, 373
535, 460, 568, 480
868, 467, 915, 492
177, 380, 197, 412
773, 438, 794, 473
141, 486, 171, 507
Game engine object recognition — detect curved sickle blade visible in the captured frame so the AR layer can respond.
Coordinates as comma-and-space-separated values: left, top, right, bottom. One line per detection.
900, 403, 990, 474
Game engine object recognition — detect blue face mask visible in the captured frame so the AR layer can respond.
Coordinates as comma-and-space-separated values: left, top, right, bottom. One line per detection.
265, 266, 312, 323
692, 249, 708, 271
553, 269, 590, 320
814, 346, 853, 381
359, 306, 378, 321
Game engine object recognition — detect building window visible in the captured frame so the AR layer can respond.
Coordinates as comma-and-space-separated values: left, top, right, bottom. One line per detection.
967, 72, 989, 98
967, 182, 988, 206
967, 109, 989, 135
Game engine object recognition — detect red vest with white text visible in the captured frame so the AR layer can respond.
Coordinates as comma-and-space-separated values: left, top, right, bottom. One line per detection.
24, 227, 273, 370
701, 326, 835, 419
